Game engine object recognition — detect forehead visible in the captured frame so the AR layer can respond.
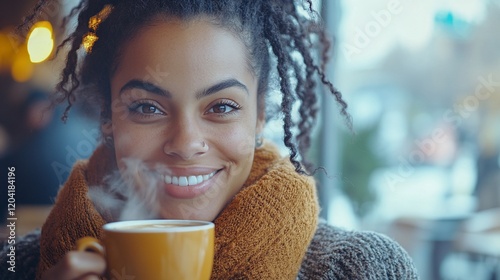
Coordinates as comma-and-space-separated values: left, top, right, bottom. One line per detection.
112, 17, 254, 86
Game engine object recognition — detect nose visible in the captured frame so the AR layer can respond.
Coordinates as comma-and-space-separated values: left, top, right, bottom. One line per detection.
163, 117, 208, 160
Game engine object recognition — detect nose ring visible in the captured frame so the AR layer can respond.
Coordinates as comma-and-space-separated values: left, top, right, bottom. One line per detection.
202, 141, 208, 150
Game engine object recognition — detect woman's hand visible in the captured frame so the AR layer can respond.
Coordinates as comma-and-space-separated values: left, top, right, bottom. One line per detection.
41, 251, 106, 280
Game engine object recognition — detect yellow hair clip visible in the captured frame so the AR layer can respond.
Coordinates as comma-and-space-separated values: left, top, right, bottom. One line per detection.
82, 5, 113, 53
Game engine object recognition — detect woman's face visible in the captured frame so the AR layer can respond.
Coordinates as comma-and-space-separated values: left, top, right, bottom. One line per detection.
108, 18, 263, 221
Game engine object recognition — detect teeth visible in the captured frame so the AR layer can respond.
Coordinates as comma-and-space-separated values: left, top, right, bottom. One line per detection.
165, 171, 216, 187
188, 176, 197, 185
179, 177, 188, 187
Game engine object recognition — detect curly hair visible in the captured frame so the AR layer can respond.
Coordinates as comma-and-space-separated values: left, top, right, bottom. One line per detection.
20, 0, 352, 174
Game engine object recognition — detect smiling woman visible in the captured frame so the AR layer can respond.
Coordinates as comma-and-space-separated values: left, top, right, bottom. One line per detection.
1, 0, 420, 279
108, 18, 262, 221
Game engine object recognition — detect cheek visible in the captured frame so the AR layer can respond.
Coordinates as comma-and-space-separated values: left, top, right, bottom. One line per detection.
112, 129, 137, 172
213, 124, 256, 163
112, 123, 164, 166
108, 93, 160, 160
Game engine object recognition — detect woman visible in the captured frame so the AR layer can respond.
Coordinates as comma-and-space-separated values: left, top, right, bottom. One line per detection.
2, 0, 419, 279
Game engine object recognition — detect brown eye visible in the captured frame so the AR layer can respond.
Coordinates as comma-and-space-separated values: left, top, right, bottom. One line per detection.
129, 102, 164, 116
207, 100, 241, 115
212, 104, 229, 113
141, 105, 159, 114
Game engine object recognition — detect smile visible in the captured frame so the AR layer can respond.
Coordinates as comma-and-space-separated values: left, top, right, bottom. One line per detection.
164, 171, 217, 187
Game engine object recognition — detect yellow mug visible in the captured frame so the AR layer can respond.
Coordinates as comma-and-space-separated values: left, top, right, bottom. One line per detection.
77, 219, 214, 280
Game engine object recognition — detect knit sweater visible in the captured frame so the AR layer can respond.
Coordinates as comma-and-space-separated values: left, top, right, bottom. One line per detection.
36, 142, 319, 279
0, 142, 419, 279
0, 222, 419, 279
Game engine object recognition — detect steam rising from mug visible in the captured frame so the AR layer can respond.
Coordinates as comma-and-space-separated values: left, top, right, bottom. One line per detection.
88, 158, 169, 220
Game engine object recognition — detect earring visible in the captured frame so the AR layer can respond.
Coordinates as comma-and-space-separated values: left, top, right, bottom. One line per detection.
255, 134, 263, 148
104, 135, 114, 148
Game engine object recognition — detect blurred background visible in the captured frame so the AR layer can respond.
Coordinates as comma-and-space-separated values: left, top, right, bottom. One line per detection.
317, 0, 500, 279
1, 0, 500, 279
0, 0, 101, 247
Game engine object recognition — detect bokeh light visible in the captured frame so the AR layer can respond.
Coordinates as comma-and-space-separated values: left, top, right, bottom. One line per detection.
27, 21, 54, 63
0, 32, 15, 72
11, 47, 33, 82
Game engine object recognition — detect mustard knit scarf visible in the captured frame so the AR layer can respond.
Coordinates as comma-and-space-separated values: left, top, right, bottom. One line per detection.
37, 142, 319, 279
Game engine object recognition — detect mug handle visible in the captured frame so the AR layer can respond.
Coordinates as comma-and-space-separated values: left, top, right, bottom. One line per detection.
76, 237, 105, 256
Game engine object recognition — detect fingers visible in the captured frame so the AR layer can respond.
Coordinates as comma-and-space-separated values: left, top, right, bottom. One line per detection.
42, 251, 106, 280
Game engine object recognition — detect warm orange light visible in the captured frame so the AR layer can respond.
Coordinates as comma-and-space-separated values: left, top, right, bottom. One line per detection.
27, 21, 54, 63
0, 32, 15, 71
11, 47, 33, 82
82, 32, 98, 53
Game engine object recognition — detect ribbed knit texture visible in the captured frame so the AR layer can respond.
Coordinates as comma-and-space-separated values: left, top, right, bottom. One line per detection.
34, 141, 319, 279
211, 141, 319, 279
36, 144, 116, 280
0, 230, 40, 279
298, 222, 420, 279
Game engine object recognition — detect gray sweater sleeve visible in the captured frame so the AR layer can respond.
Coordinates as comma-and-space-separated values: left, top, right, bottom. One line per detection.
0, 230, 40, 280
298, 221, 420, 280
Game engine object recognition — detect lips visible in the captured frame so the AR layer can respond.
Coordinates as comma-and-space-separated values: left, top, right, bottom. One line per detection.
162, 169, 221, 199
164, 171, 217, 187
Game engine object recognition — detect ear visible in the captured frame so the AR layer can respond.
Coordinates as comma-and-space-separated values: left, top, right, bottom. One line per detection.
101, 119, 113, 137
256, 108, 265, 135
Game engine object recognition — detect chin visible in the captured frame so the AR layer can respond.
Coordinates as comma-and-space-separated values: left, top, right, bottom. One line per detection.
159, 205, 221, 221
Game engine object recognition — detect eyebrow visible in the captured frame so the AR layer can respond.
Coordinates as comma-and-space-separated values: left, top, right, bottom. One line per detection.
119, 78, 249, 99
196, 78, 249, 99
120, 80, 170, 97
